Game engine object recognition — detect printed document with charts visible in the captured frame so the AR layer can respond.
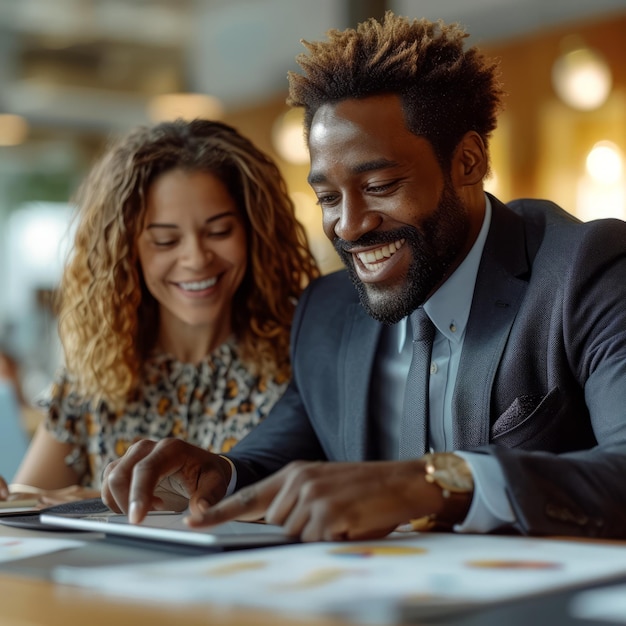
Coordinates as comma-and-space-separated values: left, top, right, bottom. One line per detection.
53, 532, 626, 623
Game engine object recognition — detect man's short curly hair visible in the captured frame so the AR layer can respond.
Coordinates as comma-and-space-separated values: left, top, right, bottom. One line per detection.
59, 119, 319, 410
287, 11, 505, 169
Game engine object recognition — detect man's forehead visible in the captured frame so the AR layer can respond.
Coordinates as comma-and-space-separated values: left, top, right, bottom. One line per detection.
310, 96, 410, 139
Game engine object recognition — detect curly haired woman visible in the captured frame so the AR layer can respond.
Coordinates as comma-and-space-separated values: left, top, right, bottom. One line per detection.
7, 118, 319, 501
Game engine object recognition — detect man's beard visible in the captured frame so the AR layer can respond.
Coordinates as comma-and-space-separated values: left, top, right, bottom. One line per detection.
334, 182, 470, 325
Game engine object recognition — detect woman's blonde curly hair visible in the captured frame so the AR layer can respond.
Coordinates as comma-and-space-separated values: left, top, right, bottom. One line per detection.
58, 118, 320, 410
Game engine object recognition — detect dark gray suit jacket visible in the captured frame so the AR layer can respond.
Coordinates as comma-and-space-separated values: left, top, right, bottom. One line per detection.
229, 195, 626, 538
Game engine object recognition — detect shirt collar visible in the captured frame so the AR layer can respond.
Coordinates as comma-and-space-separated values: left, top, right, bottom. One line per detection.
397, 194, 493, 349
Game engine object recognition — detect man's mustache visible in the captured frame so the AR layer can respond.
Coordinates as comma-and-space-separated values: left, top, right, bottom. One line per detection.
333, 226, 418, 253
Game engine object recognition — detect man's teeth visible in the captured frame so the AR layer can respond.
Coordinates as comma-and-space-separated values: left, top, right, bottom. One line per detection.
355, 239, 405, 269
179, 277, 217, 291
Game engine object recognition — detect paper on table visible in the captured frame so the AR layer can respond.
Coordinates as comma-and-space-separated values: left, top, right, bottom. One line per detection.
570, 583, 626, 624
52, 533, 626, 624
0, 498, 39, 514
0, 536, 85, 562
0, 499, 39, 509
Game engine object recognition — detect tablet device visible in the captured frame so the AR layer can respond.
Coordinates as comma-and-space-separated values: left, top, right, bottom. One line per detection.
40, 509, 296, 549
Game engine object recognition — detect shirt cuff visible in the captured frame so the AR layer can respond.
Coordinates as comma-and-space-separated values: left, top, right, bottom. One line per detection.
452, 451, 516, 533
219, 455, 237, 496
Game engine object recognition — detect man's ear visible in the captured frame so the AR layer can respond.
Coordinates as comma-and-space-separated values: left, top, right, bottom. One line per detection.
451, 131, 488, 186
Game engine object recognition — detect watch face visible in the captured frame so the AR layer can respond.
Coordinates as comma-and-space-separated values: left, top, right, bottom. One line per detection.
424, 453, 474, 493
419, 453, 474, 530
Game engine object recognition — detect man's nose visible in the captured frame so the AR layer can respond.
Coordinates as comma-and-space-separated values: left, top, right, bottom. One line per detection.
332, 196, 382, 242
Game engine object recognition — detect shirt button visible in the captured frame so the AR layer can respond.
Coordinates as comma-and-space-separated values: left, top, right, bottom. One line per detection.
430, 362, 438, 374
449, 323, 457, 333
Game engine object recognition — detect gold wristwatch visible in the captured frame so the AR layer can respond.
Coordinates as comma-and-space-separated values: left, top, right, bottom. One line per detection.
410, 452, 474, 532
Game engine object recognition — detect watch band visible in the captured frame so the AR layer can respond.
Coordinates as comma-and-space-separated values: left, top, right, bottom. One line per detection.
410, 452, 474, 531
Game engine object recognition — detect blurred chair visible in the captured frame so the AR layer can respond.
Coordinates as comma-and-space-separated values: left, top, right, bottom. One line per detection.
0, 381, 31, 481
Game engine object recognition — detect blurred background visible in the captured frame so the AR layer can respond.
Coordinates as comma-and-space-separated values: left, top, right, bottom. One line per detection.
0, 0, 625, 410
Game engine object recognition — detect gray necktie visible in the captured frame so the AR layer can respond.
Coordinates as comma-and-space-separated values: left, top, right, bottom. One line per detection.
399, 307, 435, 459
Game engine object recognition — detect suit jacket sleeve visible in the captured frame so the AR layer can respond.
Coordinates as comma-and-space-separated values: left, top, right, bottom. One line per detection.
225, 278, 327, 488
479, 209, 626, 538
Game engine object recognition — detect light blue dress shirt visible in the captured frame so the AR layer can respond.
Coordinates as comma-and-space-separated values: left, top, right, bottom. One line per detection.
371, 195, 515, 531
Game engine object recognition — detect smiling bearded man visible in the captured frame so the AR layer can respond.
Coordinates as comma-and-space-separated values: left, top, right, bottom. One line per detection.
334, 179, 470, 325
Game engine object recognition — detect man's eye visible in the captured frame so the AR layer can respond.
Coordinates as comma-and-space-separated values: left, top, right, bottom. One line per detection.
315, 194, 338, 206
367, 182, 394, 193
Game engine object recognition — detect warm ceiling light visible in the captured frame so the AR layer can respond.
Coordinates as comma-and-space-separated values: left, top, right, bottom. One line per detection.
586, 141, 623, 185
551, 46, 612, 111
147, 93, 224, 122
272, 108, 309, 165
0, 114, 29, 146
577, 141, 625, 221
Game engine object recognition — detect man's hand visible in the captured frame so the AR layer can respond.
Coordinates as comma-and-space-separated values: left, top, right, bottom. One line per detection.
186, 459, 447, 542
101, 438, 232, 524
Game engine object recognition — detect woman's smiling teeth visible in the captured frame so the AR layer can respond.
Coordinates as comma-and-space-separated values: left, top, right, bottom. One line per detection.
354, 238, 405, 271
178, 277, 217, 292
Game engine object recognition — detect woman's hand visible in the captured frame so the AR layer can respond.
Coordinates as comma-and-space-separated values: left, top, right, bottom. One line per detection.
36, 485, 101, 506
0, 477, 40, 506
0, 476, 9, 500
1, 482, 100, 508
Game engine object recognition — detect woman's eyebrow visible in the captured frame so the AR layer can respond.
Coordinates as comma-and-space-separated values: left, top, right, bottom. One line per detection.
145, 210, 238, 230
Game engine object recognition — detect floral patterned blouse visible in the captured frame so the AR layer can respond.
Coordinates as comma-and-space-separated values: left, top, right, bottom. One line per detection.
42, 340, 287, 489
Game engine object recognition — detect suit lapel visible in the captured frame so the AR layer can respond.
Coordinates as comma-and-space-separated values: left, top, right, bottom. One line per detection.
340, 302, 382, 460
453, 198, 530, 449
